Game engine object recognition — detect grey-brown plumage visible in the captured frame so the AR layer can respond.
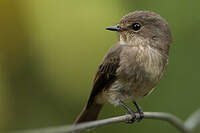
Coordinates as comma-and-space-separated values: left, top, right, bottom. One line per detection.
75, 10, 172, 124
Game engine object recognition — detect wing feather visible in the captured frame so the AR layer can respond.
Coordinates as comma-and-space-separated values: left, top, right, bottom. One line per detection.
87, 43, 122, 106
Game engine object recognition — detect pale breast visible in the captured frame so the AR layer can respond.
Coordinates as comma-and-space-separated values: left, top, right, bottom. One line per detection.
104, 44, 167, 105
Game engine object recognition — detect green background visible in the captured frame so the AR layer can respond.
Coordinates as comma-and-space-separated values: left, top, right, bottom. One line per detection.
0, 0, 200, 133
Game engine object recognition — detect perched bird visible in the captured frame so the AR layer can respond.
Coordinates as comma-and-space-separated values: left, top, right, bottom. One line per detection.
75, 10, 172, 124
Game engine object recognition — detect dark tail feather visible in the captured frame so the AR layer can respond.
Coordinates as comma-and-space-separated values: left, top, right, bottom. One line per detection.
74, 103, 103, 124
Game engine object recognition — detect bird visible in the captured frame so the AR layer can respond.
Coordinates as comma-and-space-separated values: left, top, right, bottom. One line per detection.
74, 10, 172, 124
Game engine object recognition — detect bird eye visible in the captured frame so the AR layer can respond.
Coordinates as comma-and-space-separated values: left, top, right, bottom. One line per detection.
132, 23, 141, 31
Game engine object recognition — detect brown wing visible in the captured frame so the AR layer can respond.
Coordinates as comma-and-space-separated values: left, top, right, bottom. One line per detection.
87, 43, 122, 107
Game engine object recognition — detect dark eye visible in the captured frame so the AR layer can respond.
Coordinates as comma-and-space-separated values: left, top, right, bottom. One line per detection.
132, 23, 141, 31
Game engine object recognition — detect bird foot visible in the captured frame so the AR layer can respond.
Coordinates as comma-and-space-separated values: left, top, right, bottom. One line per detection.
133, 101, 144, 122
135, 111, 144, 122
125, 112, 136, 124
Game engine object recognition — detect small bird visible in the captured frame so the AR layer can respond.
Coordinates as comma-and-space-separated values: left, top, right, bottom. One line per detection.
75, 10, 172, 124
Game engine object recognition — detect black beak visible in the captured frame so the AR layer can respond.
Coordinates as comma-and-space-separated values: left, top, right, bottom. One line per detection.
105, 25, 122, 31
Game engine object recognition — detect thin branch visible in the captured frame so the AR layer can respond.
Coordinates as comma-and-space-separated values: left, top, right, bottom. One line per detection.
13, 109, 200, 133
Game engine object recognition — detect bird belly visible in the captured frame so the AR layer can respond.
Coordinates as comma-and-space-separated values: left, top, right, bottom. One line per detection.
103, 78, 154, 106
103, 46, 165, 106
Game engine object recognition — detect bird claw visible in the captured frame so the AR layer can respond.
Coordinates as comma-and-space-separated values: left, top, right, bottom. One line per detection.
133, 101, 144, 122
135, 111, 144, 122
119, 100, 144, 124
125, 111, 144, 123
125, 112, 136, 124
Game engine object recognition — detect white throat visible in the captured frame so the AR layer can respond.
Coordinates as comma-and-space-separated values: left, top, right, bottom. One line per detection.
119, 39, 127, 45
120, 40, 127, 45
119, 35, 129, 45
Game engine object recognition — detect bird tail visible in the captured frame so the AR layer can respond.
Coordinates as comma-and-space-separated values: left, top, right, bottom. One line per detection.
74, 103, 103, 124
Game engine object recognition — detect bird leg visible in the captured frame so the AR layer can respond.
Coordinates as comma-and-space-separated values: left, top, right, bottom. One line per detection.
133, 101, 144, 121
119, 100, 136, 124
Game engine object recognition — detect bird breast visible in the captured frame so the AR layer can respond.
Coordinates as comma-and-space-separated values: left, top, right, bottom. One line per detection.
105, 43, 167, 105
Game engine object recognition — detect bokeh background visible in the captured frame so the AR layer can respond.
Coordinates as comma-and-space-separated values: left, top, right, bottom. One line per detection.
0, 0, 200, 133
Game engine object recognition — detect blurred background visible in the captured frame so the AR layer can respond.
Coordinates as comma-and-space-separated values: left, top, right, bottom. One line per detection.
0, 0, 200, 133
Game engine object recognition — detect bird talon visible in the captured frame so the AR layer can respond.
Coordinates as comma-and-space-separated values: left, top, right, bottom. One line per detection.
133, 101, 144, 122
135, 111, 144, 122
125, 112, 136, 124
125, 118, 135, 124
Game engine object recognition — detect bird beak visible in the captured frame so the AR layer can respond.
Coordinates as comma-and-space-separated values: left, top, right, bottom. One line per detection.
105, 25, 122, 31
